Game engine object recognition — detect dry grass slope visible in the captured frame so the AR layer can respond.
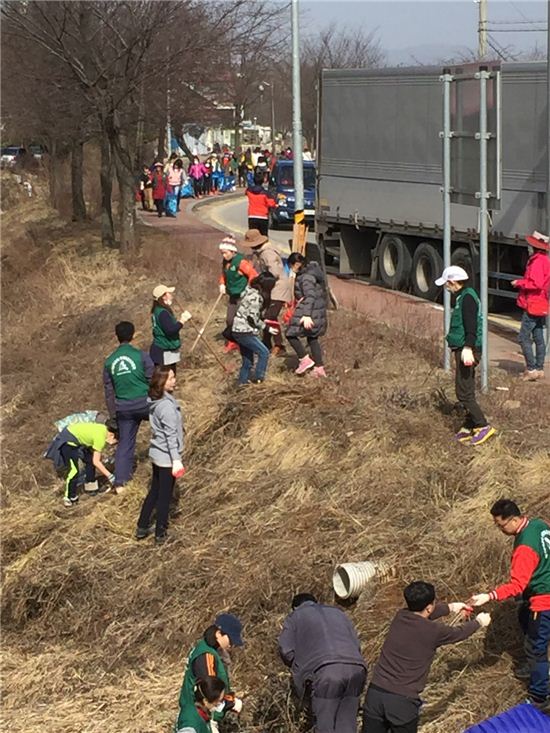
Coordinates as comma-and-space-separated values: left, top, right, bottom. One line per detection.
1, 174, 549, 732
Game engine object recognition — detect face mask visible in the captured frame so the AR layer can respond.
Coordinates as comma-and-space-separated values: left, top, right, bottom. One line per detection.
213, 702, 225, 713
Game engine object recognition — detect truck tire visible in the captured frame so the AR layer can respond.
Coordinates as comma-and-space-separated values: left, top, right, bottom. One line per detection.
451, 246, 473, 279
411, 242, 443, 301
378, 234, 412, 290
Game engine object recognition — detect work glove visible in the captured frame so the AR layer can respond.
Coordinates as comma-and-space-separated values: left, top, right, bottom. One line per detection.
300, 316, 314, 330
268, 327, 279, 335
470, 592, 491, 607
448, 602, 470, 614
475, 612, 492, 628
461, 346, 475, 366
180, 310, 192, 323
172, 460, 185, 478
107, 473, 116, 485
232, 698, 243, 714
219, 283, 226, 295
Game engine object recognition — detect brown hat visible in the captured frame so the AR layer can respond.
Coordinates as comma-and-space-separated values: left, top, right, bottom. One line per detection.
243, 229, 268, 249
526, 230, 550, 252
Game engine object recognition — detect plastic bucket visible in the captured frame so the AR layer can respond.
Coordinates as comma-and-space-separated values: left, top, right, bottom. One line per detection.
332, 560, 391, 599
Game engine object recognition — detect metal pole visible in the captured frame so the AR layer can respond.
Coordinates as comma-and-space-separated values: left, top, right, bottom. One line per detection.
546, 0, 550, 360
291, 0, 304, 218
477, 68, 490, 391
478, 0, 488, 59
441, 70, 453, 372
271, 84, 276, 155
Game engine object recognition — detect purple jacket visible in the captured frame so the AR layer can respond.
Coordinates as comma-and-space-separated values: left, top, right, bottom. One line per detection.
188, 162, 206, 180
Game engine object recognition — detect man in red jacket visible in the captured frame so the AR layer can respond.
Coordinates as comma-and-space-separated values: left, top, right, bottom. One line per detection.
245, 171, 276, 235
512, 230, 550, 381
471, 499, 550, 710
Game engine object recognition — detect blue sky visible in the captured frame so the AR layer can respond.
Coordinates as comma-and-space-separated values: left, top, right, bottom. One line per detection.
300, 1, 548, 63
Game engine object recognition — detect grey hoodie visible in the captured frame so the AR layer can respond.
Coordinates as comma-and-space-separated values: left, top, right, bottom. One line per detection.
148, 392, 184, 467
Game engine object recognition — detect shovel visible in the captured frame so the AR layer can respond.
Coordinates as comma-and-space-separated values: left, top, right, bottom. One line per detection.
174, 297, 232, 374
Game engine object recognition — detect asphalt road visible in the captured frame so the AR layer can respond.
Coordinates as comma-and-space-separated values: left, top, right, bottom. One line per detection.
197, 194, 316, 254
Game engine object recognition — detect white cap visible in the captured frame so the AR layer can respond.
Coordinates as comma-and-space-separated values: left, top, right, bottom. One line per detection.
435, 265, 469, 287
152, 284, 175, 299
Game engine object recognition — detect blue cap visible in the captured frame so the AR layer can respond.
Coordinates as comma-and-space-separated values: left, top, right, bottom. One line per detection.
214, 613, 244, 647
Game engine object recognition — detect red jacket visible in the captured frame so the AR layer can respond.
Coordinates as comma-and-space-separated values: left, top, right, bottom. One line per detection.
151, 171, 168, 200
246, 185, 276, 218
515, 251, 550, 317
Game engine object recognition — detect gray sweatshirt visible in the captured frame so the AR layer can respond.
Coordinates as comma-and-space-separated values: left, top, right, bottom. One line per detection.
148, 392, 184, 467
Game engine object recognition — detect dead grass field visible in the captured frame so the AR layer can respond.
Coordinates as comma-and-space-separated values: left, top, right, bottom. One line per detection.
1, 172, 549, 733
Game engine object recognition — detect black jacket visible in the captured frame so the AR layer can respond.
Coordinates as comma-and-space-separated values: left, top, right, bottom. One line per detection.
286, 261, 328, 339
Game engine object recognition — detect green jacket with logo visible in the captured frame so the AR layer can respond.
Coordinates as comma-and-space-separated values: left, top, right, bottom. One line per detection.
446, 287, 483, 349
223, 253, 249, 297
178, 639, 231, 726
152, 306, 181, 350
175, 701, 212, 733
515, 518, 550, 599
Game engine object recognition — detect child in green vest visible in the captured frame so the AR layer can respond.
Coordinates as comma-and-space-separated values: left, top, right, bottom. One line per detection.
435, 266, 495, 446
176, 676, 225, 733
150, 284, 192, 369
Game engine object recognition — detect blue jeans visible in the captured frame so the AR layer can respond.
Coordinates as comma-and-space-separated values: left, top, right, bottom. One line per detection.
519, 606, 550, 700
518, 312, 546, 371
115, 406, 150, 485
233, 332, 269, 385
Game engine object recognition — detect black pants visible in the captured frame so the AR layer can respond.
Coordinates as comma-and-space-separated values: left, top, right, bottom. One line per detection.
192, 177, 202, 197
154, 199, 164, 217
454, 349, 486, 428
263, 300, 285, 349
362, 685, 420, 733
137, 464, 175, 538
203, 175, 212, 194
287, 335, 324, 366
248, 217, 269, 235
61, 443, 95, 501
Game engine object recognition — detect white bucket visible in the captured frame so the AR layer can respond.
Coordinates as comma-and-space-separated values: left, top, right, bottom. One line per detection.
332, 560, 391, 599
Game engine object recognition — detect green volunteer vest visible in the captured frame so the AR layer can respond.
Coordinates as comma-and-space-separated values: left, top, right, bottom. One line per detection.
224, 253, 248, 296
175, 701, 211, 733
152, 306, 181, 350
515, 518, 550, 598
446, 287, 483, 349
178, 639, 229, 727
104, 343, 149, 401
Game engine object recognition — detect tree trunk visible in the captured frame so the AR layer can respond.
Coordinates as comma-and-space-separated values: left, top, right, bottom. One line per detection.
47, 138, 62, 211
70, 138, 87, 221
100, 130, 116, 248
157, 123, 166, 162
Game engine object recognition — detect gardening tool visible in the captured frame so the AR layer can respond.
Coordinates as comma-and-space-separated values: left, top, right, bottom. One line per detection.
190, 292, 223, 353
173, 297, 232, 374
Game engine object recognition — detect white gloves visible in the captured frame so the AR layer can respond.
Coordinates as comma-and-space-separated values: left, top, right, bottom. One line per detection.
448, 602, 469, 614
232, 698, 243, 714
301, 316, 314, 330
471, 593, 491, 607
461, 346, 475, 366
180, 310, 192, 323
475, 612, 492, 628
219, 283, 226, 295
172, 460, 185, 478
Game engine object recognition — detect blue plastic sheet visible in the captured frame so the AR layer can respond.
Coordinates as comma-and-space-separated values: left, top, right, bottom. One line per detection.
464, 703, 550, 733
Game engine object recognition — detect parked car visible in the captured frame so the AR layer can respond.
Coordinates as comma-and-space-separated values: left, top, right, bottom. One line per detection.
1, 146, 22, 168
268, 159, 316, 229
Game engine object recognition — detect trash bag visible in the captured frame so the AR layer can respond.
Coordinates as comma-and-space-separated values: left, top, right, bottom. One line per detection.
165, 192, 178, 217
180, 180, 194, 198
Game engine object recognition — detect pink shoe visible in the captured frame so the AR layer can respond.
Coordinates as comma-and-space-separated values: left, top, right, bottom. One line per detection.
308, 366, 327, 378
223, 341, 239, 353
295, 355, 315, 375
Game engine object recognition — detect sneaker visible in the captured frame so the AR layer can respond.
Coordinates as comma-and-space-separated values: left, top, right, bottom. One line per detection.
535, 370, 545, 380
63, 497, 78, 508
308, 366, 327, 378
223, 341, 239, 354
295, 355, 315, 375
454, 427, 473, 443
470, 425, 496, 446
84, 480, 99, 493
514, 664, 532, 680
522, 370, 539, 382
155, 533, 168, 546
524, 696, 549, 711
135, 525, 153, 540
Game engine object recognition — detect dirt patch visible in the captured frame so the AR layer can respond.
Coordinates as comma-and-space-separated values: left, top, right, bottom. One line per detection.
2, 179, 550, 732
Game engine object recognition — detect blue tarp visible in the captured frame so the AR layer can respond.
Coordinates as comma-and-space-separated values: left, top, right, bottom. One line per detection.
465, 704, 550, 733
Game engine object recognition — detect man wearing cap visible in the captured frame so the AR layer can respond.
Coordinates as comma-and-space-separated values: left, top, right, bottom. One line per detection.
512, 231, 550, 381
103, 321, 154, 491
245, 228, 292, 355
177, 614, 244, 731
435, 266, 495, 446
150, 284, 191, 368
278, 593, 367, 733
218, 235, 258, 353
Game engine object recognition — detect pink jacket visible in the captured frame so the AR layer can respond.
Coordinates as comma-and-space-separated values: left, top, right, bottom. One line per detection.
188, 162, 206, 180
515, 251, 550, 316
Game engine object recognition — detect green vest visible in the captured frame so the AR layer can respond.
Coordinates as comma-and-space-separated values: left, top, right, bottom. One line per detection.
224, 253, 248, 296
104, 343, 149, 401
446, 287, 483, 349
515, 518, 550, 598
152, 306, 181, 350
175, 701, 212, 733
178, 639, 229, 727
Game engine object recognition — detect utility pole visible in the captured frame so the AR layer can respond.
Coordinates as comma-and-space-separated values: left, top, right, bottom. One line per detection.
478, 0, 488, 59
291, 0, 305, 249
